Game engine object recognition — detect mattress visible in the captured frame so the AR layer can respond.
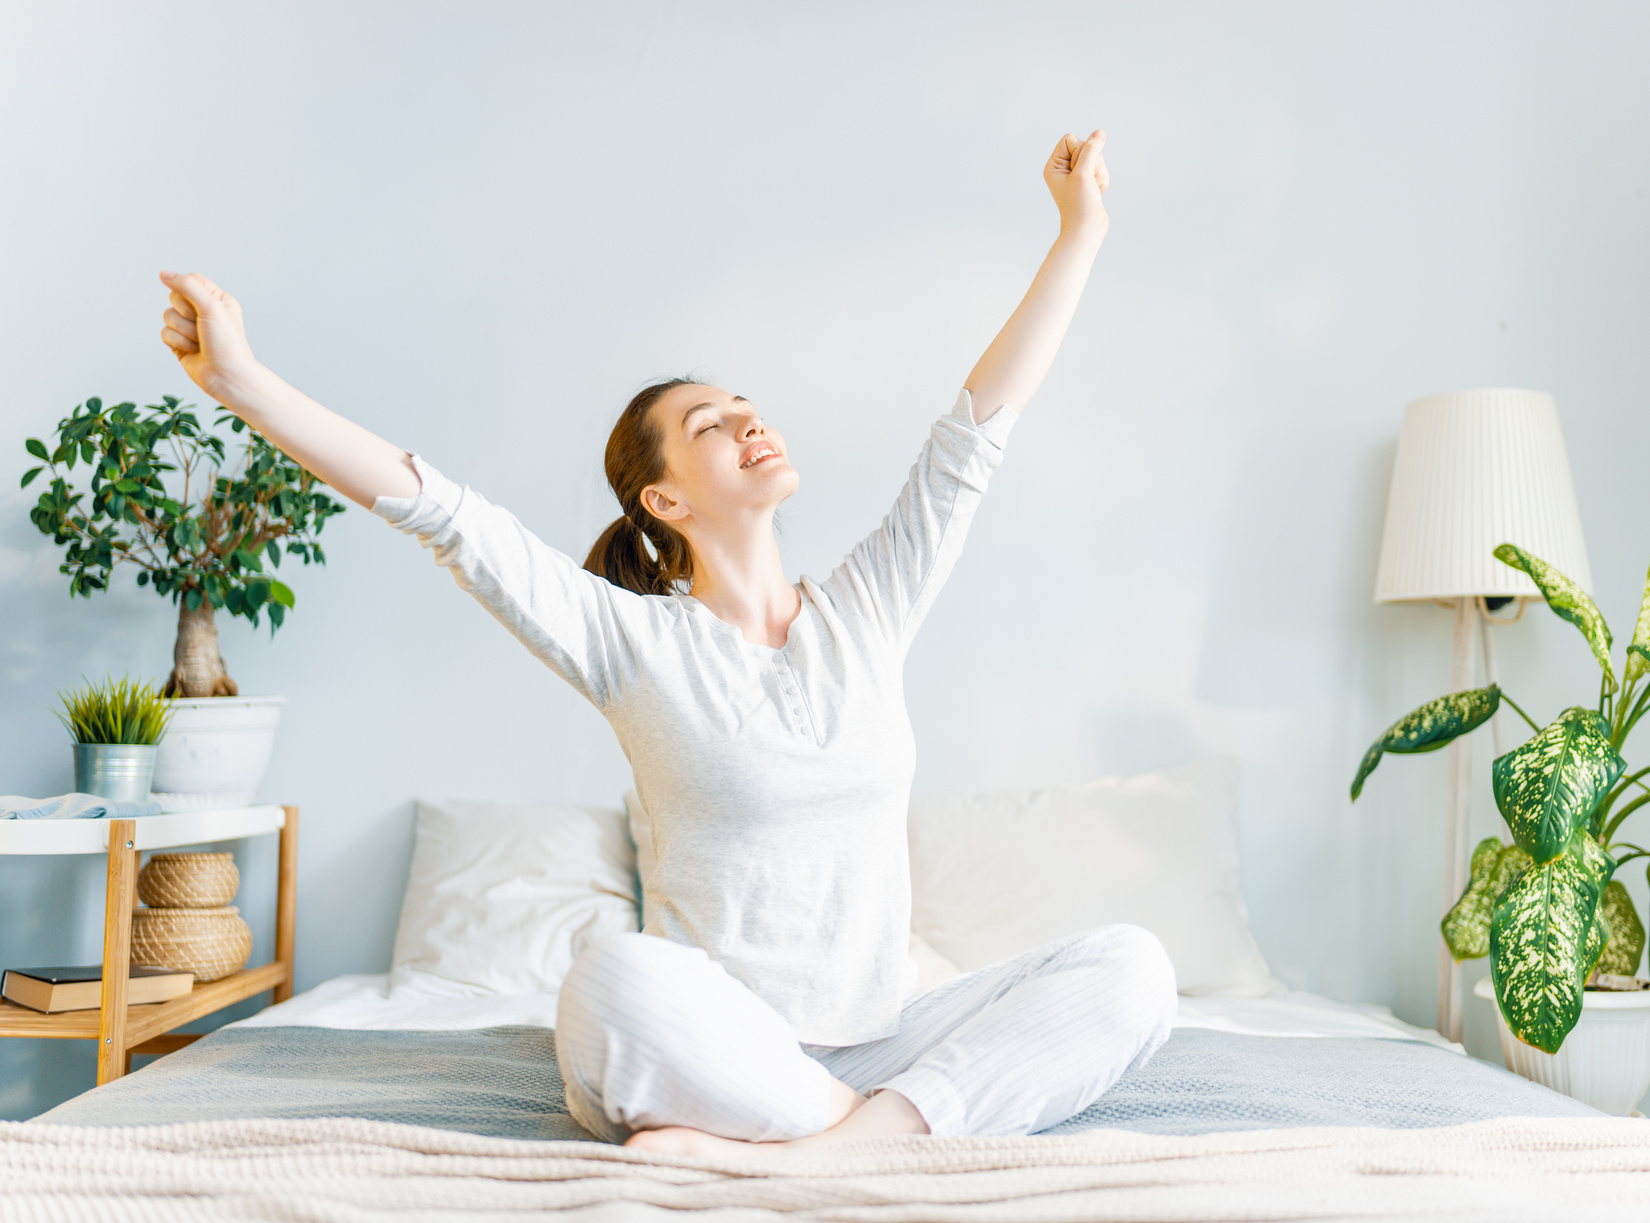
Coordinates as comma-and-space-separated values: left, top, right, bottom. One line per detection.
226, 971, 1464, 1048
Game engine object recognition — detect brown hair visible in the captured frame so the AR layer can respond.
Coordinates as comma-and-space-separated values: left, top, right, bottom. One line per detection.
582, 378, 701, 596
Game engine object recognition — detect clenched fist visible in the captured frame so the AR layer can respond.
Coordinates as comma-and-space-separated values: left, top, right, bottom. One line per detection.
159, 271, 263, 403
1044, 130, 1110, 243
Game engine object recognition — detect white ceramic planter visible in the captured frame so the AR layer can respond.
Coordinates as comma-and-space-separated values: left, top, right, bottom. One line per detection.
151, 696, 285, 813
1474, 976, 1650, 1114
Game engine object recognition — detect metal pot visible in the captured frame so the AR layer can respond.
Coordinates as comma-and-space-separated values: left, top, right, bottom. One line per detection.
72, 743, 158, 803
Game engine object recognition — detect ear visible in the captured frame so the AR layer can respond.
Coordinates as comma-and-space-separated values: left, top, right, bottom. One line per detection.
640, 483, 689, 524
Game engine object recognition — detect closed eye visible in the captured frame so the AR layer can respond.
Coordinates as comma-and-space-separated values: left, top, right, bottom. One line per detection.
696, 421, 717, 436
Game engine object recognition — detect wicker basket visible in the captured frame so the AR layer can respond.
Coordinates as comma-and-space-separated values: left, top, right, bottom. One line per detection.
138, 852, 239, 908
130, 905, 253, 982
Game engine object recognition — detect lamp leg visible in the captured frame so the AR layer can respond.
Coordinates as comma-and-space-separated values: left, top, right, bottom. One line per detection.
1479, 599, 1506, 757
1437, 596, 1479, 1043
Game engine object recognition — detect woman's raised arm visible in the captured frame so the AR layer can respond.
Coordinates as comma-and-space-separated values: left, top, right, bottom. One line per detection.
963, 130, 1110, 424
158, 270, 419, 507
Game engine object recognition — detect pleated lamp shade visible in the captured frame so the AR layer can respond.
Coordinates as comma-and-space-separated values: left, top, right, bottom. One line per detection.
1374, 389, 1592, 602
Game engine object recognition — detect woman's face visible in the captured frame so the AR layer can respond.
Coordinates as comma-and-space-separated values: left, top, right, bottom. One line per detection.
641, 383, 800, 530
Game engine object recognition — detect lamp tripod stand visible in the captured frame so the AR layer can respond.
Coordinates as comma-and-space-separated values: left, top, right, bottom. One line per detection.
1436, 595, 1514, 1043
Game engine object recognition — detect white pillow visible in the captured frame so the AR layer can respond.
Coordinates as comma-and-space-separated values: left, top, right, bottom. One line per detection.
907, 757, 1278, 997
390, 799, 639, 1002
908, 931, 963, 992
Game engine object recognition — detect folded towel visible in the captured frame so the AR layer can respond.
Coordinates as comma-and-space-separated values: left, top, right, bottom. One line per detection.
0, 793, 163, 820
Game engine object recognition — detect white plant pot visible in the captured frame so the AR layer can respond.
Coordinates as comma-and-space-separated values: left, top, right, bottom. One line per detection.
151, 696, 285, 813
1474, 976, 1650, 1114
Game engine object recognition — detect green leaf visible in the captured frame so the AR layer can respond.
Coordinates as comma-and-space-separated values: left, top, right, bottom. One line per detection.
1490, 836, 1613, 1052
1350, 685, 1501, 801
1597, 879, 1645, 977
269, 579, 295, 609
1631, 645, 1650, 689
1443, 839, 1502, 961
25, 438, 49, 461
1443, 838, 1534, 961
1492, 707, 1625, 862
1629, 553, 1650, 685
1494, 543, 1617, 692
21, 466, 43, 488
1581, 903, 1609, 981
232, 546, 262, 572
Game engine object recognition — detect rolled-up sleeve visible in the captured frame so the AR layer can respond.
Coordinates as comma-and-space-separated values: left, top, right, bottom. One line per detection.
372, 454, 640, 709
820, 389, 1019, 652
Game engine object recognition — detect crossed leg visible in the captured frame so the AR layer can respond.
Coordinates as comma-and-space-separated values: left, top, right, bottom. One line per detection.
555, 925, 1175, 1156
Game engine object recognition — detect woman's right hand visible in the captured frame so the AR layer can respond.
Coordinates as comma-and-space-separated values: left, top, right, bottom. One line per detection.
159, 270, 265, 405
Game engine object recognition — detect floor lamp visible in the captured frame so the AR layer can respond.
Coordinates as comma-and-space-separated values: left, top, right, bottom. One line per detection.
1373, 388, 1593, 1044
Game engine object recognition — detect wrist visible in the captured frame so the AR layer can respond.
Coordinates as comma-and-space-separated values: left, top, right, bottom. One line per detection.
1056, 220, 1107, 256
207, 362, 281, 416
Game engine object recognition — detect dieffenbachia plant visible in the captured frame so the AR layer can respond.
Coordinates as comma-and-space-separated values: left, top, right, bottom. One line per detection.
1351, 543, 1650, 1053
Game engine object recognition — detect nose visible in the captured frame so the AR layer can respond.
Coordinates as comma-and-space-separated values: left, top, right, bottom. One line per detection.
739, 413, 765, 438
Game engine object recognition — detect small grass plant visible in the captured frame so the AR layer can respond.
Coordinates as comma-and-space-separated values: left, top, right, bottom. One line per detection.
56, 674, 176, 746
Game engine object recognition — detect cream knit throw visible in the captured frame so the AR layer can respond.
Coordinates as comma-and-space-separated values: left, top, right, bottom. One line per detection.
5, 1115, 1649, 1221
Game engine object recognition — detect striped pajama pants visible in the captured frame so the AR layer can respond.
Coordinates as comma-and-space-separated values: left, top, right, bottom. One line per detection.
555, 925, 1177, 1143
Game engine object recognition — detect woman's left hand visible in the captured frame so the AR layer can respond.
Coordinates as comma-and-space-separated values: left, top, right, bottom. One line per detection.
1043, 130, 1109, 244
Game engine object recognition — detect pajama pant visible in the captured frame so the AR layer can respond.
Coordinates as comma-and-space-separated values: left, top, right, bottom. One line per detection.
555, 924, 1177, 1143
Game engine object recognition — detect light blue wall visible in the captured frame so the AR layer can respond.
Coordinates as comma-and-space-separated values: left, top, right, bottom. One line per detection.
3, 1, 1647, 1118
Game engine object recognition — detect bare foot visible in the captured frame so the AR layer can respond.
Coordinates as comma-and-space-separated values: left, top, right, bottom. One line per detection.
624, 1126, 760, 1157
622, 1088, 929, 1158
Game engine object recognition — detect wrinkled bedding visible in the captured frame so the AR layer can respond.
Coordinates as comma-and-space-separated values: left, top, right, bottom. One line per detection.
8, 1114, 1650, 1223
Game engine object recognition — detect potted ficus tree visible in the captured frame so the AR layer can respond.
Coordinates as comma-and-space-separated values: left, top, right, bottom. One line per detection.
22, 396, 345, 809
1352, 543, 1650, 1113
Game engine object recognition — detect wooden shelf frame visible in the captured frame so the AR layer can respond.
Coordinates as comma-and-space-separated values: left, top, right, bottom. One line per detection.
0, 804, 297, 1084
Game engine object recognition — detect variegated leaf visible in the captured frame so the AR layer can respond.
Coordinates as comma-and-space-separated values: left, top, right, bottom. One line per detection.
1575, 833, 1617, 981
1490, 839, 1610, 1052
1573, 828, 1617, 886
1442, 838, 1531, 961
1442, 838, 1505, 961
1597, 880, 1646, 977
1630, 645, 1650, 690
1491, 707, 1625, 863
1581, 904, 1609, 981
1627, 555, 1650, 686
1494, 543, 1616, 692
1350, 685, 1501, 801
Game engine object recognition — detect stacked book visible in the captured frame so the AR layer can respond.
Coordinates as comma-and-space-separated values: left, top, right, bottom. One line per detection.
1, 966, 194, 1013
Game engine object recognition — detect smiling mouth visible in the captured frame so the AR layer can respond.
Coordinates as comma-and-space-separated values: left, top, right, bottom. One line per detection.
741, 447, 780, 469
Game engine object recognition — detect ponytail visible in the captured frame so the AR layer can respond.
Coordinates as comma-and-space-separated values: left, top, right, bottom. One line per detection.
582, 378, 701, 596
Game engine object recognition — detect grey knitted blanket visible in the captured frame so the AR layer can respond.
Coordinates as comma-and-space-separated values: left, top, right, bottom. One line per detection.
37, 1025, 1598, 1139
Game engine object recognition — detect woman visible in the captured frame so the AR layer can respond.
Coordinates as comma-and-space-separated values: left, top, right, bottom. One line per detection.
158, 129, 1175, 1156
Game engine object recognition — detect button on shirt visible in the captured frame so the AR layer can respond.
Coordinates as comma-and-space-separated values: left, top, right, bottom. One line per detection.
373, 389, 1019, 1046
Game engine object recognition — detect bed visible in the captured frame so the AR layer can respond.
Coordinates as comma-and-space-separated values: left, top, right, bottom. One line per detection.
31, 979, 1599, 1139
16, 980, 1637, 1221
7, 769, 1648, 1219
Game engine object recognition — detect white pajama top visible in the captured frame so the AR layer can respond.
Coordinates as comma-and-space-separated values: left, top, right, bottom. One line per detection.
373, 389, 1019, 1046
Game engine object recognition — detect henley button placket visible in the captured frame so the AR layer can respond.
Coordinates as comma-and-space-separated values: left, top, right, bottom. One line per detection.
775, 655, 814, 741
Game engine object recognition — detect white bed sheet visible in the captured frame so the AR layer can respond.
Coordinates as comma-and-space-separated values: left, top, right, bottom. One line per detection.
230, 973, 1459, 1052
